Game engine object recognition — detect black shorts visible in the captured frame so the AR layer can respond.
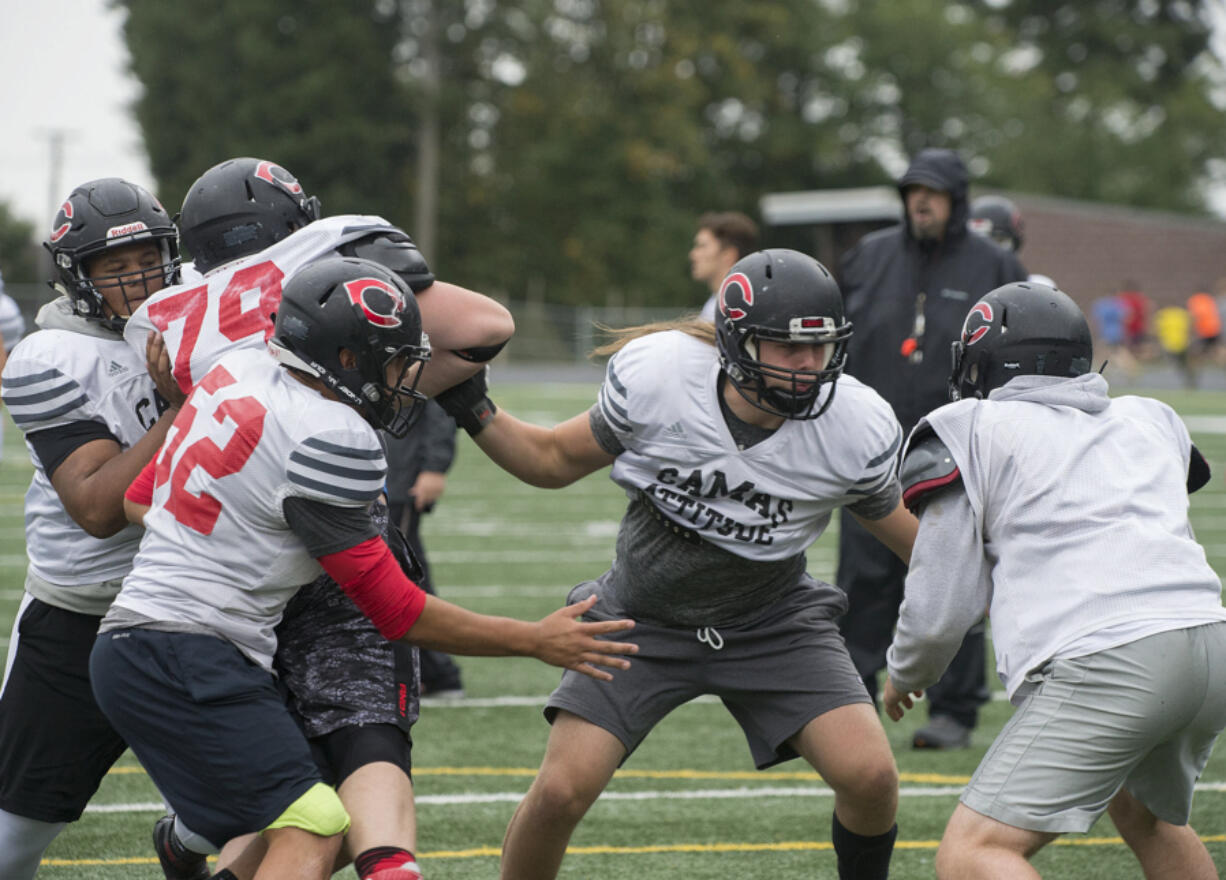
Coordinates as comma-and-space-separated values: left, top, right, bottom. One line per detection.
309, 723, 414, 788
546, 576, 870, 769
0, 595, 127, 823
90, 629, 321, 849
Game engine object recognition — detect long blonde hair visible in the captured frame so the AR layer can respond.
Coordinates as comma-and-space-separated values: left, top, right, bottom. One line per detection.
590, 315, 716, 358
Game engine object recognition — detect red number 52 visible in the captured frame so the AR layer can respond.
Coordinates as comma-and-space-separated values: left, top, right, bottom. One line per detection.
155, 365, 268, 535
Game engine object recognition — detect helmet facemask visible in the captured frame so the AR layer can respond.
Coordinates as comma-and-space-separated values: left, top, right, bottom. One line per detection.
60, 236, 181, 332
351, 329, 433, 438
722, 316, 851, 420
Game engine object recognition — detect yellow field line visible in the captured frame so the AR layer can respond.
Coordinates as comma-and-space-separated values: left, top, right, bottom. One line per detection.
41, 834, 1226, 866
105, 764, 975, 784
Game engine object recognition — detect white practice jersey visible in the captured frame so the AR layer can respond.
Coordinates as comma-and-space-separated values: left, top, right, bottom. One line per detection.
897, 373, 1226, 699
124, 214, 399, 392
599, 331, 902, 561
106, 348, 386, 671
1, 302, 163, 614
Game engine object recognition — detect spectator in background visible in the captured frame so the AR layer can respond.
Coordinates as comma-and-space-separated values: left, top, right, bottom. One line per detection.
1186, 288, 1223, 378
385, 400, 466, 698
1117, 280, 1153, 362
689, 211, 759, 320
837, 148, 1027, 751
0, 266, 26, 367
1091, 293, 1137, 380
967, 194, 1057, 288
0, 266, 28, 462
1154, 304, 1194, 389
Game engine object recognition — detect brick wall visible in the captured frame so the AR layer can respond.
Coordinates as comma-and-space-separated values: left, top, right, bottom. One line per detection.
1008, 193, 1226, 310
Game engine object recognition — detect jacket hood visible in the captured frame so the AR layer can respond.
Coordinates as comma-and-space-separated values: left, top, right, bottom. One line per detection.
36, 293, 123, 340
986, 372, 1110, 414
897, 148, 969, 242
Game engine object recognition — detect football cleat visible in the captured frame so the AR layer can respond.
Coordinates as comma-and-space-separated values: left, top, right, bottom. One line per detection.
152, 814, 211, 880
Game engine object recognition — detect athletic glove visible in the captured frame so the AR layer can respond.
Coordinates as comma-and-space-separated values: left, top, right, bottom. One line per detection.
434, 366, 497, 436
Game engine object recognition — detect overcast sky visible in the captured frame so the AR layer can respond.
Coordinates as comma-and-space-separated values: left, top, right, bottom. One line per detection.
0, 1, 153, 229
2, 1, 1225, 234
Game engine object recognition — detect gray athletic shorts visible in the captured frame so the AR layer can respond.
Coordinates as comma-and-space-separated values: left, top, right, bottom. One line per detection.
545, 575, 870, 769
962, 622, 1226, 833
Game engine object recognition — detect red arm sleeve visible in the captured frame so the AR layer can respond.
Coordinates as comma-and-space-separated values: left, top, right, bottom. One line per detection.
125, 457, 157, 506
317, 536, 428, 640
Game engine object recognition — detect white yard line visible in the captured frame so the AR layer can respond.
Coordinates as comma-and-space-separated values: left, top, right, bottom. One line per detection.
84, 781, 1226, 814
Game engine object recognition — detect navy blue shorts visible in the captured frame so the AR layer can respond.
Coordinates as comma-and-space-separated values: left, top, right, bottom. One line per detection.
90, 628, 322, 848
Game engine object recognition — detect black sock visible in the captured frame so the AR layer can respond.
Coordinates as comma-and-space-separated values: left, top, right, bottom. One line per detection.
831, 812, 897, 880
210, 871, 238, 880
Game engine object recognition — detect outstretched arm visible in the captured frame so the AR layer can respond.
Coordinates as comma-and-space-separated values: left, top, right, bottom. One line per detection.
406, 592, 636, 681
883, 489, 988, 720
316, 535, 636, 680
434, 369, 616, 488
472, 408, 616, 488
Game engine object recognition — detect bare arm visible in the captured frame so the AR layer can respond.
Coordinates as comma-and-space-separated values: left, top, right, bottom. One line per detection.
472, 408, 616, 489
851, 499, 917, 565
50, 411, 177, 537
414, 281, 514, 397
402, 592, 637, 681
51, 331, 186, 537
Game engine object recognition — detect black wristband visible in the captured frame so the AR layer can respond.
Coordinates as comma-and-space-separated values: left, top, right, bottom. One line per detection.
456, 396, 497, 436
434, 368, 497, 436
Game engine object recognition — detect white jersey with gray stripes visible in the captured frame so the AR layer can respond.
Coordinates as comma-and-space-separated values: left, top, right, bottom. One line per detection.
123, 214, 400, 392
1, 326, 162, 610
599, 331, 902, 561
107, 347, 386, 670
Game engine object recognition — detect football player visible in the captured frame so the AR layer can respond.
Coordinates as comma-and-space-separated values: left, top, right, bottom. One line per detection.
131, 157, 515, 880
96, 257, 636, 880
437, 249, 917, 880
126, 156, 514, 399
0, 178, 184, 880
885, 283, 1226, 879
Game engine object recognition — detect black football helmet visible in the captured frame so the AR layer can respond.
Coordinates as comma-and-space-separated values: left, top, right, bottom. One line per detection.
715, 249, 852, 420
44, 178, 180, 332
968, 195, 1024, 252
949, 282, 1092, 401
179, 157, 321, 273
268, 257, 431, 437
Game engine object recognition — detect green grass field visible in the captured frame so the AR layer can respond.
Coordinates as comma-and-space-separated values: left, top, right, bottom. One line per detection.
3, 379, 1225, 878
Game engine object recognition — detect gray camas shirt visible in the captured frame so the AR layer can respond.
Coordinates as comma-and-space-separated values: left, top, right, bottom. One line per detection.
588, 404, 900, 628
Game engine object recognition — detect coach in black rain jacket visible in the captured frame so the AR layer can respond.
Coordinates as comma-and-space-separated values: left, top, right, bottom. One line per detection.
836, 148, 1026, 746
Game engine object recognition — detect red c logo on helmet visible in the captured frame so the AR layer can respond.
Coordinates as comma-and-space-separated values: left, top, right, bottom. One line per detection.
719, 272, 754, 321
49, 199, 74, 243
254, 161, 304, 196
963, 302, 994, 345
344, 277, 405, 328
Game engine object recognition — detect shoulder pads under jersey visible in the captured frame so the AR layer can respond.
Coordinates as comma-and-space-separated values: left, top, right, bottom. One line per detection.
900, 426, 962, 513
337, 230, 435, 293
